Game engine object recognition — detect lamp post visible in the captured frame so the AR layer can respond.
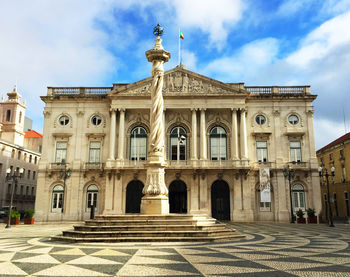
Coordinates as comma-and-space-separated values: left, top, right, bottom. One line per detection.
5, 167, 24, 228
283, 166, 295, 223
60, 159, 71, 213
318, 166, 335, 227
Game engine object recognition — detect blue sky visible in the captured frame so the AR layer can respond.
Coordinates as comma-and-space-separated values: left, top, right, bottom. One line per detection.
1, 0, 350, 149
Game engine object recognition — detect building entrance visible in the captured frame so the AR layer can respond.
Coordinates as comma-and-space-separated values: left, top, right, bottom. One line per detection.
211, 180, 230, 220
169, 180, 187, 213
125, 180, 144, 213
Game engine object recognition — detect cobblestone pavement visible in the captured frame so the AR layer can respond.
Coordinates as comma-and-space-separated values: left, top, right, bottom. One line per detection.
0, 222, 349, 276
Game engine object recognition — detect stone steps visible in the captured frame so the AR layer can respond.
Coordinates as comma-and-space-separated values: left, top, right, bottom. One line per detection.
74, 224, 226, 232
51, 214, 245, 243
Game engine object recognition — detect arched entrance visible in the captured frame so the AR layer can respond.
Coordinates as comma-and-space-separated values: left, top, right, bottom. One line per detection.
169, 180, 187, 213
125, 180, 144, 213
211, 180, 230, 220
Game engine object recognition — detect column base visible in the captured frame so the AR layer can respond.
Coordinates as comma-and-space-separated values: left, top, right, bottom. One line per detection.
141, 195, 169, 215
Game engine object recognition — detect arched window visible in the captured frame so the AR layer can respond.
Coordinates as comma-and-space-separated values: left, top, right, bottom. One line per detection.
170, 126, 187, 160
52, 185, 64, 213
86, 184, 98, 212
292, 184, 305, 211
130, 127, 147, 161
210, 126, 227, 160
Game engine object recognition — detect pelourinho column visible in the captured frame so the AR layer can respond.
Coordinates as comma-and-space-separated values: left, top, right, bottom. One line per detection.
141, 24, 171, 214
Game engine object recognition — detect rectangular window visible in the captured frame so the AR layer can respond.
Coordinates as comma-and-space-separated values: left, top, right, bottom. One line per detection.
55, 141, 67, 163
329, 153, 333, 161
345, 192, 350, 217
290, 141, 302, 162
26, 186, 29, 195
320, 157, 324, 165
31, 187, 34, 196
342, 165, 346, 182
27, 170, 31, 179
334, 193, 339, 217
340, 149, 344, 159
33, 171, 36, 180
256, 141, 268, 162
89, 141, 101, 163
20, 185, 23, 195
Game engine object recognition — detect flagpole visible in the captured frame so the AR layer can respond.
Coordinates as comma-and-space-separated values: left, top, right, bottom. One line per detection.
178, 28, 181, 65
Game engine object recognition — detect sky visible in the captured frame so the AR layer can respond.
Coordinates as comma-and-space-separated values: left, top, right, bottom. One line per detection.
1, 0, 350, 150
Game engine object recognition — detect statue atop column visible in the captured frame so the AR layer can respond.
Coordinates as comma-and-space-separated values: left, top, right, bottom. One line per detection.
141, 24, 171, 214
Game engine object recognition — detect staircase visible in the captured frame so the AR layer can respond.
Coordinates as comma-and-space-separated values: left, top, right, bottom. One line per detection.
51, 214, 245, 243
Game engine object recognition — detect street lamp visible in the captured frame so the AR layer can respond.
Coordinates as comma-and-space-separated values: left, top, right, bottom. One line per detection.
5, 167, 24, 228
318, 166, 335, 227
283, 166, 296, 223
59, 159, 71, 213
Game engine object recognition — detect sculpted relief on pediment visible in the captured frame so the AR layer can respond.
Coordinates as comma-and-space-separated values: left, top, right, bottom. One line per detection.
118, 70, 242, 96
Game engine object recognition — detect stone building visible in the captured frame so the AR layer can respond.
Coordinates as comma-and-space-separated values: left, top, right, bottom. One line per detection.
317, 132, 350, 221
0, 87, 41, 211
35, 65, 321, 222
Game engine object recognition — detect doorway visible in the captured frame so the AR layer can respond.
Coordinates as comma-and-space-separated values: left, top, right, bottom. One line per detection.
211, 180, 230, 220
125, 180, 144, 213
169, 180, 187, 213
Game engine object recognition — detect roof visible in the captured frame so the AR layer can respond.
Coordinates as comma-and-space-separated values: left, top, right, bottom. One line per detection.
24, 130, 43, 138
317, 132, 350, 153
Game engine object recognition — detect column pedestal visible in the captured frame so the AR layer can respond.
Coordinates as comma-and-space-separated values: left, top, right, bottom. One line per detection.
141, 161, 169, 214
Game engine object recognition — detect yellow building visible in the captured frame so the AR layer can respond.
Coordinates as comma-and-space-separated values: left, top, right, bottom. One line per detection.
317, 132, 350, 222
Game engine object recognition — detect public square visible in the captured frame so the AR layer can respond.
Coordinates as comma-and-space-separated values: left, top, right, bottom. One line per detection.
0, 222, 349, 276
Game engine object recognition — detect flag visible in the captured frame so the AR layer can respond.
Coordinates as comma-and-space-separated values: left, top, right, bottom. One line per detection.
179, 29, 184, 40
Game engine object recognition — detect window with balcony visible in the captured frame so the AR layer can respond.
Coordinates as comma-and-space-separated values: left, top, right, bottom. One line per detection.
86, 184, 98, 212
89, 141, 101, 163
170, 126, 186, 161
210, 126, 227, 161
290, 141, 302, 162
292, 184, 305, 211
256, 141, 268, 163
130, 127, 147, 161
55, 141, 67, 163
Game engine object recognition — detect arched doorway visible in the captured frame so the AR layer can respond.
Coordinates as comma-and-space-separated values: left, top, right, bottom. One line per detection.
211, 180, 230, 220
169, 180, 187, 213
125, 180, 144, 213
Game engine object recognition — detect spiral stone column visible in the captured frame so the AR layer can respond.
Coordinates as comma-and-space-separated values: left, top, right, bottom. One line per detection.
141, 25, 170, 214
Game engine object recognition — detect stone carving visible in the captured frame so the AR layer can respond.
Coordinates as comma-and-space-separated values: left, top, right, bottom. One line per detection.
121, 70, 241, 96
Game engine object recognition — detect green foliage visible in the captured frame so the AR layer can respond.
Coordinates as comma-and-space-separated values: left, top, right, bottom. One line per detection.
24, 209, 35, 218
9, 210, 20, 219
306, 208, 315, 217
296, 209, 305, 218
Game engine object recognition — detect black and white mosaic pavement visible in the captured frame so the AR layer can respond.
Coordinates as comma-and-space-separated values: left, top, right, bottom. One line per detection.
0, 222, 349, 276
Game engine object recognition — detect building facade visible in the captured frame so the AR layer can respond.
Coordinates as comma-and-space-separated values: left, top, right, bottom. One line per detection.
317, 133, 350, 221
0, 87, 41, 212
35, 66, 321, 222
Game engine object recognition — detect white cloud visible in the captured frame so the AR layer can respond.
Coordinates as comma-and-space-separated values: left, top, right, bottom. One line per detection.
276, 0, 312, 17
202, 38, 279, 82
171, 0, 244, 48
0, 1, 118, 132
314, 118, 348, 150
287, 10, 350, 67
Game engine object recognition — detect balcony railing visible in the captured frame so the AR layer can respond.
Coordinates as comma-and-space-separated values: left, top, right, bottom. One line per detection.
246, 86, 309, 95
288, 161, 308, 168
85, 162, 104, 170
48, 87, 112, 97
49, 162, 68, 170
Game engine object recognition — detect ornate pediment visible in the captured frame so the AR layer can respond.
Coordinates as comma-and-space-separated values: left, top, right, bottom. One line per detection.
111, 66, 246, 96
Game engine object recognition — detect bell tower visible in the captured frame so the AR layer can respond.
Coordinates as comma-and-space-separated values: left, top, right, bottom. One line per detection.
0, 85, 26, 145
